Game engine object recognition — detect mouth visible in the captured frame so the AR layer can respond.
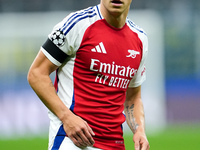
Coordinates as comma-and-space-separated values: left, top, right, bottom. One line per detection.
111, 0, 123, 5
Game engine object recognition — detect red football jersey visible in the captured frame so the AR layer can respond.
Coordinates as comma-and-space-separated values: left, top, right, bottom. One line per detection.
42, 4, 148, 150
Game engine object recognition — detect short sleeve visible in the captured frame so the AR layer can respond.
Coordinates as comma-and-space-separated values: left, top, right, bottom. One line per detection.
41, 12, 82, 66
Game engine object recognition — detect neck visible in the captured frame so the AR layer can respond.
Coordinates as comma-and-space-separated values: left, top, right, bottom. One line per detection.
100, 5, 129, 28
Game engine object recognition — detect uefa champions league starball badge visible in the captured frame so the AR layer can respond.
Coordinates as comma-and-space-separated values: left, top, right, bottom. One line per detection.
50, 30, 66, 47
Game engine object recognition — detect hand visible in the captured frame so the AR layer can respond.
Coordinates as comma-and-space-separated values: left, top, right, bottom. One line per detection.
133, 130, 150, 150
62, 113, 95, 148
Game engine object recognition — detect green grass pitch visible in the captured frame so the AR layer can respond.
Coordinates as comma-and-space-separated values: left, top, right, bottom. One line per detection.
0, 125, 199, 150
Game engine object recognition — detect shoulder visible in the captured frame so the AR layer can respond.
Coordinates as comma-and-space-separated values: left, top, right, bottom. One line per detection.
58, 5, 102, 35
47, 5, 102, 55
126, 18, 147, 37
126, 18, 148, 49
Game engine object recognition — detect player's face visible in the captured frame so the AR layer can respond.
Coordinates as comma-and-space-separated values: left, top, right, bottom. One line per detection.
100, 0, 132, 17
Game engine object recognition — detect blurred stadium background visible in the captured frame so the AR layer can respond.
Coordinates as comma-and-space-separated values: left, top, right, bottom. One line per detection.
0, 0, 200, 149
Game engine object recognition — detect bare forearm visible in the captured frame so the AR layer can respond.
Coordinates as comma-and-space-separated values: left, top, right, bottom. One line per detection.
125, 87, 149, 149
27, 69, 72, 121
124, 98, 145, 134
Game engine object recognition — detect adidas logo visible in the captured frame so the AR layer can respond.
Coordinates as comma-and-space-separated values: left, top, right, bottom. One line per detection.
91, 42, 107, 54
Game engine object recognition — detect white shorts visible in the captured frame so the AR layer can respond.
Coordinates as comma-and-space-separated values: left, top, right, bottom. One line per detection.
48, 117, 102, 150
58, 137, 102, 150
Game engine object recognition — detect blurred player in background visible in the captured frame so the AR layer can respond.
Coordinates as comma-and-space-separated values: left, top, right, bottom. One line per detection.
27, 0, 149, 149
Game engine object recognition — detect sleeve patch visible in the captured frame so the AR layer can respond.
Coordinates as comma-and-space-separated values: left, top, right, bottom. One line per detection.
50, 30, 66, 47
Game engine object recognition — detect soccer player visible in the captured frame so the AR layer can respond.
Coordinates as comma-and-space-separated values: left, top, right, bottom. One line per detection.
27, 0, 150, 150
